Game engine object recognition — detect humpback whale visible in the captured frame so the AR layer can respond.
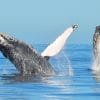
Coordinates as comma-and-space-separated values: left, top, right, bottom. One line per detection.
0, 25, 78, 76
93, 26, 100, 72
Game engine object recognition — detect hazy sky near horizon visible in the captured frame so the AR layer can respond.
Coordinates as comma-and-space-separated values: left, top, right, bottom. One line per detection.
0, 0, 100, 44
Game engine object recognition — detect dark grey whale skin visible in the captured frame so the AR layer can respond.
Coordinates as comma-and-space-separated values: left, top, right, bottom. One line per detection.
93, 26, 100, 57
0, 33, 55, 76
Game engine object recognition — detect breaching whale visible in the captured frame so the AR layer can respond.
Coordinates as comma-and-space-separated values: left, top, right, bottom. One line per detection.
93, 26, 100, 72
0, 25, 78, 76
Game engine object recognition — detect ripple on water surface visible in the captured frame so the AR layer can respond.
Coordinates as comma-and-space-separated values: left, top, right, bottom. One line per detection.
0, 44, 100, 100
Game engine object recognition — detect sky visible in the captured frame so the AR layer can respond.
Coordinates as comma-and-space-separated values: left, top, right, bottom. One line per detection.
0, 0, 100, 44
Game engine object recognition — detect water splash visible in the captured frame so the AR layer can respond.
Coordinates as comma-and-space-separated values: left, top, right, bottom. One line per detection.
52, 50, 74, 76
92, 55, 100, 72
92, 56, 100, 82
62, 51, 74, 76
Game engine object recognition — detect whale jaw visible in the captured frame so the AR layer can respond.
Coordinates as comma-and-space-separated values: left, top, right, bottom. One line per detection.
0, 33, 55, 76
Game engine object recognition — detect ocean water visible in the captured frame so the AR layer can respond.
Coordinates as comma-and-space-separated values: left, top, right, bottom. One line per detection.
0, 44, 100, 100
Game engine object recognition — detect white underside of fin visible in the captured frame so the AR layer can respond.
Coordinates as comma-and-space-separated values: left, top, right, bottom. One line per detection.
41, 27, 74, 57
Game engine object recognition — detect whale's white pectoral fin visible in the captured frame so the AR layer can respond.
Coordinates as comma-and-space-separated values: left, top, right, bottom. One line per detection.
41, 25, 78, 57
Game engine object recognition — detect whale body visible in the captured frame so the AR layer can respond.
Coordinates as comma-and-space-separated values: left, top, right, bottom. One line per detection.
93, 26, 100, 72
0, 33, 55, 76
0, 25, 78, 76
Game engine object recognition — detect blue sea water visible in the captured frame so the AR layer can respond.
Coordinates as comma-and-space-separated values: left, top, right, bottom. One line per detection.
0, 44, 100, 100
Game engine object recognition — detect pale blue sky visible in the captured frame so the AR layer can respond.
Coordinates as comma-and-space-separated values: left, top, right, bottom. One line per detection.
0, 0, 100, 44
